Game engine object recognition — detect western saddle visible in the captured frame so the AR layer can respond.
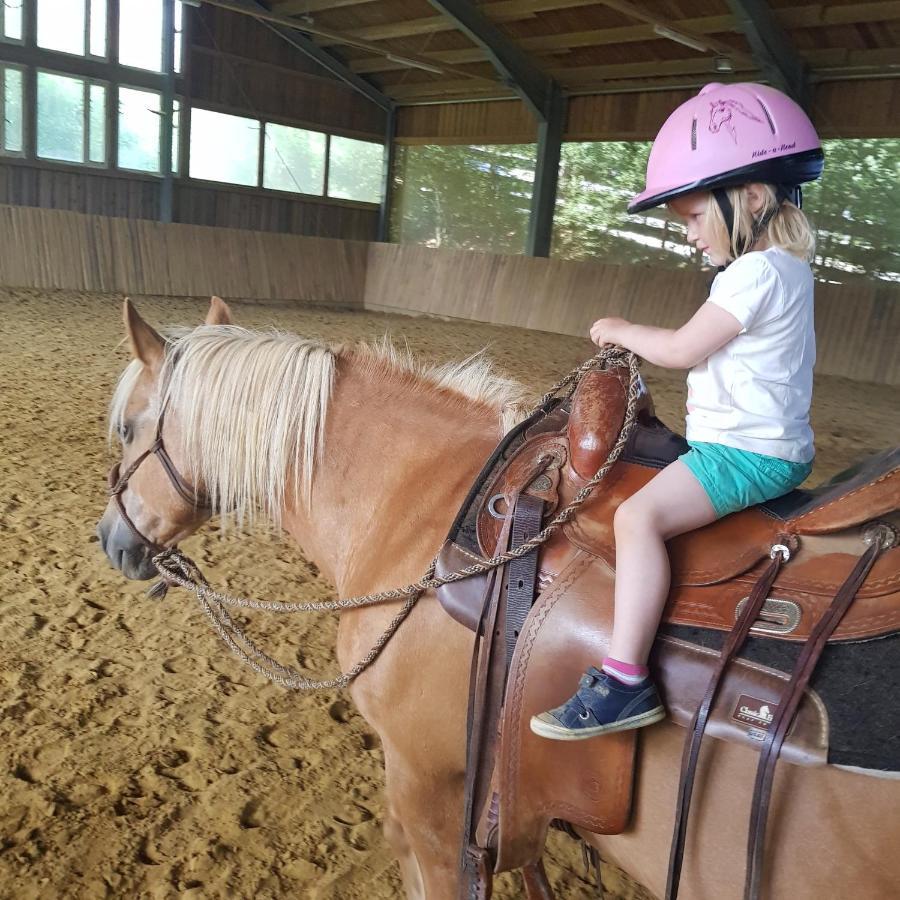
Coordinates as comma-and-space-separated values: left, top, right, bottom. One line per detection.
435, 359, 900, 900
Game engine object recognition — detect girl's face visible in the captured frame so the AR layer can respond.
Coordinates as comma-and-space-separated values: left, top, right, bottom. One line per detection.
668, 192, 728, 267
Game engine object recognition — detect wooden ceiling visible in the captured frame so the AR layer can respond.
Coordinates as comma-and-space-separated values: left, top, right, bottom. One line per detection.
264, 0, 900, 104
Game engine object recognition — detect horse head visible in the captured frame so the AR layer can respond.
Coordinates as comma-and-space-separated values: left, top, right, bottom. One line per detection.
96, 297, 232, 580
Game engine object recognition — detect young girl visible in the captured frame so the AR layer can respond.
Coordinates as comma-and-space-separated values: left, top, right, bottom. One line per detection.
531, 82, 824, 741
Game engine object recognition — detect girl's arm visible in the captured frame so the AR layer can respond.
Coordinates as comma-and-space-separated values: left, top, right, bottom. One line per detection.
591, 302, 743, 369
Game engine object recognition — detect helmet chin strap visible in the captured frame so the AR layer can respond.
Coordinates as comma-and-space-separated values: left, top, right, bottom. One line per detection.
712, 184, 800, 266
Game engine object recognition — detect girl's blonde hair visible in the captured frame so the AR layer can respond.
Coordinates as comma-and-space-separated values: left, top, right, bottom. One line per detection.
705, 184, 816, 263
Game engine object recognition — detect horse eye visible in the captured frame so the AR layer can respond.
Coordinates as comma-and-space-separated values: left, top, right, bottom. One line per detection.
120, 422, 133, 444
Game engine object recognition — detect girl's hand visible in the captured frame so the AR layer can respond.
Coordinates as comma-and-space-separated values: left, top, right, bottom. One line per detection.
590, 317, 630, 347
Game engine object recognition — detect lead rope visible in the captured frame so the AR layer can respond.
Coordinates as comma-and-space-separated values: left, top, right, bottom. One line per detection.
152, 347, 642, 691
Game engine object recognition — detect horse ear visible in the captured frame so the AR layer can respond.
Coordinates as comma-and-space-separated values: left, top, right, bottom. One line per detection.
123, 298, 165, 371
205, 296, 233, 326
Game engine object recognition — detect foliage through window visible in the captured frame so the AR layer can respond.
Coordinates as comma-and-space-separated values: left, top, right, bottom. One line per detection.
36, 70, 106, 165
1, 65, 24, 155
118, 86, 161, 173
328, 136, 383, 204
189, 107, 260, 187
391, 143, 536, 254
37, 0, 106, 58
263, 123, 325, 195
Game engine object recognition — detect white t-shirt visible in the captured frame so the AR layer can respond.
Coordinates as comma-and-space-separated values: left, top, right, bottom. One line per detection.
685, 246, 815, 463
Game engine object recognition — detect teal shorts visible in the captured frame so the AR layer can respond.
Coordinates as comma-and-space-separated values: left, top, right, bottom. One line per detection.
680, 441, 813, 519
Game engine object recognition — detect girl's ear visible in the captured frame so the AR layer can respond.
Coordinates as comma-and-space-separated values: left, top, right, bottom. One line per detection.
743, 182, 768, 215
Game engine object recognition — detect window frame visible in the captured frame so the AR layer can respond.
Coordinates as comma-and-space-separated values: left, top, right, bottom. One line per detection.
35, 67, 108, 168
0, 63, 27, 157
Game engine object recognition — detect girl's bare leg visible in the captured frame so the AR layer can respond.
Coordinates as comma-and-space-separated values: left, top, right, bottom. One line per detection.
608, 459, 717, 664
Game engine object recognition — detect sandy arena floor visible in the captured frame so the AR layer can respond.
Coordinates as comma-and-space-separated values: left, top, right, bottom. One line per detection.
1, 287, 897, 900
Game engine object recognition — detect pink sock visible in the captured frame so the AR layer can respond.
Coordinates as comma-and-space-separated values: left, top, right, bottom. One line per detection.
602, 657, 649, 686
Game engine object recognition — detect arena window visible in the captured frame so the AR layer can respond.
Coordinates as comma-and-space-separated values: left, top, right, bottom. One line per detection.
118, 86, 163, 173
189, 107, 260, 187
391, 144, 536, 254
1, 65, 25, 155
262, 123, 326, 196
36, 0, 106, 59
327, 135, 383, 204
119, 0, 185, 74
36, 70, 107, 165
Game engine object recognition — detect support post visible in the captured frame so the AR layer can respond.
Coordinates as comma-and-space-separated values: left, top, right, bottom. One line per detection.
527, 82, 564, 258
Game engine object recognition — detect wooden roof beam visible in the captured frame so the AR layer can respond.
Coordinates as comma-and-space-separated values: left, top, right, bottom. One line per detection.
350, 3, 900, 74
723, 0, 811, 107
274, 0, 378, 14
425, 0, 558, 120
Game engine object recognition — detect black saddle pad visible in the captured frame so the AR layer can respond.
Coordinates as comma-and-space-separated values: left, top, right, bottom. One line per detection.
661, 624, 900, 772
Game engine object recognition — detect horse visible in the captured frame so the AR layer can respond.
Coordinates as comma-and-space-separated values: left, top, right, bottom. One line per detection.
97, 297, 900, 899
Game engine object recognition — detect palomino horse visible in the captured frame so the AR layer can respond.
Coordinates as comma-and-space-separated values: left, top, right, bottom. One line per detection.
98, 298, 899, 899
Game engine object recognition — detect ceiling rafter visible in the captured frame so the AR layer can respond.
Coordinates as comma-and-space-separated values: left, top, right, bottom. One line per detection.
424, 0, 559, 120
724, 0, 811, 106
200, 0, 501, 85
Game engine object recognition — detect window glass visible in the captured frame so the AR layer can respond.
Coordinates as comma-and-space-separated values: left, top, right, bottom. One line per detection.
174, 1, 184, 74
391, 144, 536, 254
3, 0, 24, 40
89, 83, 106, 163
37, 0, 86, 56
37, 71, 85, 162
263, 123, 326, 195
328, 135, 383, 203
90, 0, 107, 57
118, 86, 161, 172
119, 0, 162, 71
2, 66, 24, 153
189, 107, 260, 186
171, 98, 180, 174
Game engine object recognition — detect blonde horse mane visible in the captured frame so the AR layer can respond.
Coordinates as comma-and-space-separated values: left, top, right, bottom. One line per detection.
110, 326, 532, 528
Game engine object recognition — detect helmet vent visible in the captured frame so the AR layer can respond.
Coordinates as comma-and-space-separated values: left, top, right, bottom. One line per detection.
756, 98, 776, 135
690, 116, 697, 150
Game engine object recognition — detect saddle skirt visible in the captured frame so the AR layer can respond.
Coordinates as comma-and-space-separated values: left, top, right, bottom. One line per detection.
435, 364, 900, 872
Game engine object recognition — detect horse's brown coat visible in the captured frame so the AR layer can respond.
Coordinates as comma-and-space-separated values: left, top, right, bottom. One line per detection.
98, 300, 900, 900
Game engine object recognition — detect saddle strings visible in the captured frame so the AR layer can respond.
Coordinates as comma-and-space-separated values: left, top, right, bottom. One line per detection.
152, 346, 643, 690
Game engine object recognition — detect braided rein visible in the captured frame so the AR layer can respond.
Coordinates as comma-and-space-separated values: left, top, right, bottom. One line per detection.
151, 347, 642, 691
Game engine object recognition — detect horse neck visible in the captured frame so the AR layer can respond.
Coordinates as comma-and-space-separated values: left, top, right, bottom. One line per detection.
280, 358, 504, 597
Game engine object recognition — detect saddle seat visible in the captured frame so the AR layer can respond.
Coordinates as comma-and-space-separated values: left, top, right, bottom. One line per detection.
436, 364, 900, 874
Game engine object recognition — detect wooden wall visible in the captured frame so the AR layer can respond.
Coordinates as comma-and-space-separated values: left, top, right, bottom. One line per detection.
0, 4, 385, 239
365, 243, 900, 386
2, 204, 897, 386
396, 80, 900, 144
0, 160, 379, 239
0, 205, 368, 305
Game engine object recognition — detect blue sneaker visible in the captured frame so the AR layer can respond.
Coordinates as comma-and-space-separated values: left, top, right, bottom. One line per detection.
530, 667, 666, 741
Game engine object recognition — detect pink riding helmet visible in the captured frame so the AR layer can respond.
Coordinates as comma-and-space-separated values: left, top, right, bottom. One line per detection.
628, 82, 824, 214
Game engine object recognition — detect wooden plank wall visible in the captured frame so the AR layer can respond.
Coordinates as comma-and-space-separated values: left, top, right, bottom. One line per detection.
0, 205, 368, 305
396, 80, 900, 143
0, 162, 380, 238
365, 243, 900, 386
1, 204, 896, 385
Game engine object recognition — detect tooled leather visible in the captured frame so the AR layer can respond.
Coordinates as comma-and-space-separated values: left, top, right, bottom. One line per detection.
788, 468, 900, 533
493, 551, 833, 873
